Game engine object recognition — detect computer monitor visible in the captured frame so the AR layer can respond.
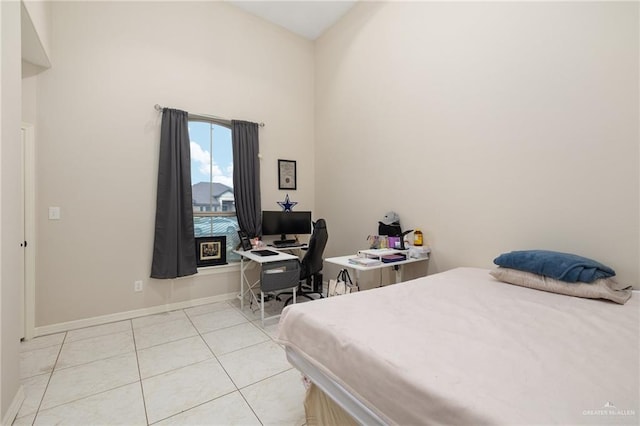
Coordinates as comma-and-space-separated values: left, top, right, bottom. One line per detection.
261, 211, 312, 241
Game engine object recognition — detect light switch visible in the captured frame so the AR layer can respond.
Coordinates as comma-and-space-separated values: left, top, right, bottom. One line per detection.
49, 207, 61, 220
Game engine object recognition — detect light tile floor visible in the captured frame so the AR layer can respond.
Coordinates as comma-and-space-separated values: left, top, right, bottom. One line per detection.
14, 297, 307, 425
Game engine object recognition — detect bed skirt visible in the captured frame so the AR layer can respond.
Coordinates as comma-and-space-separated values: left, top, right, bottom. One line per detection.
305, 383, 359, 426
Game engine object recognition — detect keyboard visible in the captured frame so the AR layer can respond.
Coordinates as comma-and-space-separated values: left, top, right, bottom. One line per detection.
274, 243, 304, 248
273, 239, 297, 247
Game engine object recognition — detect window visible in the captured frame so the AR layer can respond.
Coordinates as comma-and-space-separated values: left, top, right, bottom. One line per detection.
189, 119, 240, 263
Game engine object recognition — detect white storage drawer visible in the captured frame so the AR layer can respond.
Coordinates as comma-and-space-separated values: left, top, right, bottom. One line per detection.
260, 259, 300, 292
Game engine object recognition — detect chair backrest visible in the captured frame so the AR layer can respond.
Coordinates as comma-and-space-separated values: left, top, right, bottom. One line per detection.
300, 219, 328, 280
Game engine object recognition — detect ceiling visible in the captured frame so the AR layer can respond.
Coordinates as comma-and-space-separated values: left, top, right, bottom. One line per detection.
226, 1, 357, 40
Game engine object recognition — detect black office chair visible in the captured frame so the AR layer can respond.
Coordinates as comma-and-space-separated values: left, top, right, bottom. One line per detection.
281, 219, 328, 306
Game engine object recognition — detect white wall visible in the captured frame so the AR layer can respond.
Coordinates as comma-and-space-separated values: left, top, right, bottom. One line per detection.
315, 2, 639, 288
28, 0, 640, 328
22, 0, 51, 63
1, 0, 24, 419
35, 1, 315, 327
21, 0, 51, 69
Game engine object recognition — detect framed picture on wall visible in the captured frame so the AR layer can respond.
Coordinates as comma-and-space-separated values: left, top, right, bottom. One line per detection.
278, 159, 297, 190
195, 236, 227, 267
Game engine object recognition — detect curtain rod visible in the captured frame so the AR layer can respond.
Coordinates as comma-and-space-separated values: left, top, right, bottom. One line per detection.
154, 104, 265, 127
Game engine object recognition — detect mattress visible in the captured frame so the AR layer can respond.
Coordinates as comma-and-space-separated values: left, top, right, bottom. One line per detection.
276, 267, 639, 425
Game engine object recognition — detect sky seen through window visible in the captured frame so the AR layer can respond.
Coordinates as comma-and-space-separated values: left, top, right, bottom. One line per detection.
189, 121, 233, 188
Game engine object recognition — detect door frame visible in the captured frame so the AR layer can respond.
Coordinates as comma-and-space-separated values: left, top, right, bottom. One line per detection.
22, 122, 35, 340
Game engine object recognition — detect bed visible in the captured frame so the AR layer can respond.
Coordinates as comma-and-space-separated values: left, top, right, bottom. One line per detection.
276, 267, 639, 425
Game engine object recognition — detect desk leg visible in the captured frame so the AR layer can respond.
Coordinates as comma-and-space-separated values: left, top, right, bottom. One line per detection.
240, 257, 246, 310
394, 265, 402, 284
353, 268, 362, 289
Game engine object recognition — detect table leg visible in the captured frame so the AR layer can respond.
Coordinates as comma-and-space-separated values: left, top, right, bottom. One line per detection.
394, 265, 402, 284
353, 268, 362, 289
240, 257, 246, 310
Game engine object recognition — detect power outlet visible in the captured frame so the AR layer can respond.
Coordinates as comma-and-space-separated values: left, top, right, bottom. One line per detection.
134, 280, 143, 292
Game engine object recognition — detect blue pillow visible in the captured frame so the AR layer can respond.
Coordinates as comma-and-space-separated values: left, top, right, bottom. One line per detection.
493, 250, 616, 283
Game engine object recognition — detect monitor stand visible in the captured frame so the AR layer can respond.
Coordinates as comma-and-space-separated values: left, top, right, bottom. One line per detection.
273, 235, 297, 246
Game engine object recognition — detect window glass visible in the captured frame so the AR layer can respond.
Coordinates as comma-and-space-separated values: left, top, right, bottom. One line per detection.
189, 120, 240, 262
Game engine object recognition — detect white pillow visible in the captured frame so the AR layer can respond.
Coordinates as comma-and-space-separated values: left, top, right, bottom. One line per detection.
490, 267, 632, 305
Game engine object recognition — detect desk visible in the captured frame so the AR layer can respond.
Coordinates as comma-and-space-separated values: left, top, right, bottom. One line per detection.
234, 249, 299, 323
325, 248, 429, 287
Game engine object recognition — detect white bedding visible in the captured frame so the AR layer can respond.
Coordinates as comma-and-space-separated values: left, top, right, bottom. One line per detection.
276, 267, 639, 425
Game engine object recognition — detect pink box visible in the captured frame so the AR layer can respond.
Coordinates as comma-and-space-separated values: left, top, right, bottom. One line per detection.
387, 237, 401, 249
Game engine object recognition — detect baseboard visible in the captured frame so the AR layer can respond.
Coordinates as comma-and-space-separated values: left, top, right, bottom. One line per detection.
2, 385, 24, 426
33, 292, 238, 337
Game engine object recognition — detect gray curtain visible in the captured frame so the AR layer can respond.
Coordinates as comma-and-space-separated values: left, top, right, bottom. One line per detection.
232, 120, 262, 237
151, 108, 197, 279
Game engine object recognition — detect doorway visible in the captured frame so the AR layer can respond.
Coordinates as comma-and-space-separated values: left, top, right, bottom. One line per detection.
21, 123, 35, 340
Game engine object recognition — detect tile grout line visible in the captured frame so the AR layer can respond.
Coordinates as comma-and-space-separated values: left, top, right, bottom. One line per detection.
135, 302, 263, 380
216, 301, 299, 423
131, 312, 190, 332
29, 330, 68, 425
62, 322, 133, 344
30, 382, 143, 419
229, 295, 292, 325
236, 366, 296, 392
39, 334, 136, 374
20, 300, 299, 425
148, 389, 240, 425
183, 303, 265, 425
130, 319, 151, 426
135, 333, 199, 353
27, 313, 192, 423
27, 324, 142, 417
